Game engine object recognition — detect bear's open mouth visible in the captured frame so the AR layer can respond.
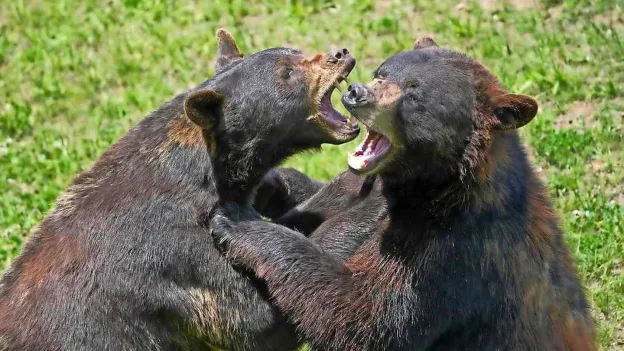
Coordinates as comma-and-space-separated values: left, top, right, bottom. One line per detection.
348, 129, 392, 173
317, 76, 359, 136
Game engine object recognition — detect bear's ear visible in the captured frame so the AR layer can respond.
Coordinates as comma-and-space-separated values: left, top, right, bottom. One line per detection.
413, 36, 439, 50
491, 94, 538, 131
215, 28, 243, 74
184, 89, 224, 132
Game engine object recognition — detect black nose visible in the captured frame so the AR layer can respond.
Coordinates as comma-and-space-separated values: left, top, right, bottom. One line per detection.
327, 47, 352, 63
333, 48, 349, 60
342, 84, 367, 107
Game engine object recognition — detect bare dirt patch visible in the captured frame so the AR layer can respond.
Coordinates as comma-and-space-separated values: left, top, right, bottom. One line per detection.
593, 12, 624, 31
375, 0, 397, 15
553, 101, 602, 131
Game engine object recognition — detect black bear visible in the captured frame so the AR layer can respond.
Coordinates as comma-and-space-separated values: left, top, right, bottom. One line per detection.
211, 37, 596, 350
0, 29, 359, 350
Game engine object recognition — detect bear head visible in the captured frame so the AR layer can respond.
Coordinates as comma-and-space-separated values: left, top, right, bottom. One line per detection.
342, 37, 537, 186
184, 29, 359, 203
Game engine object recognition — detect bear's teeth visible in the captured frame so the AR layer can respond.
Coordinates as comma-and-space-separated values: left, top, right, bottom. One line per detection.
346, 115, 356, 129
333, 81, 343, 92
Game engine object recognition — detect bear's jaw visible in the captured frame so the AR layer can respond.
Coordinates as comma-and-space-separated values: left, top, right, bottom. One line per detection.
318, 82, 357, 132
311, 80, 360, 142
348, 129, 392, 174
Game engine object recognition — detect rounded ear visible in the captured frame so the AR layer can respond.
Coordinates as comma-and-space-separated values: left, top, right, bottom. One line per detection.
184, 89, 224, 130
184, 89, 224, 155
491, 94, 538, 130
215, 28, 243, 73
413, 36, 439, 50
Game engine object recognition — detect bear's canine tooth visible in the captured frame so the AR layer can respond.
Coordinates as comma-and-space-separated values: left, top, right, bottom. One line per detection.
346, 114, 355, 129
333, 81, 344, 92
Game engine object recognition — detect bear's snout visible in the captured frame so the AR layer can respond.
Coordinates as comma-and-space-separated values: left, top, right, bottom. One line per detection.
342, 84, 368, 108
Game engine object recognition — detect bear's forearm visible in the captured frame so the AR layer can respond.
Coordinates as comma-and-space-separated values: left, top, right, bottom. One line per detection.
254, 168, 325, 220
226, 221, 394, 350
275, 172, 373, 234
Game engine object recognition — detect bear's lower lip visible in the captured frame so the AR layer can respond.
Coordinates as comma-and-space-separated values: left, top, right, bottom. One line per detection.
348, 130, 392, 173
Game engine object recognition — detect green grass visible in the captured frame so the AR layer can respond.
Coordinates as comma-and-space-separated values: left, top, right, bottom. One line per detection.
0, 0, 622, 348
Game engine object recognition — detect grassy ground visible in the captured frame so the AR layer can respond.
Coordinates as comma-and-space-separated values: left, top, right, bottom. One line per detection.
0, 0, 622, 348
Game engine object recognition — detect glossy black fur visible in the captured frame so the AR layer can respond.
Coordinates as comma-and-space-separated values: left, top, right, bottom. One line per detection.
211, 42, 596, 351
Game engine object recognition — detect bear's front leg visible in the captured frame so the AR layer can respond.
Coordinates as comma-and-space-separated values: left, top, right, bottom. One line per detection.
274, 172, 378, 235
210, 202, 310, 270
253, 168, 325, 220
209, 207, 405, 351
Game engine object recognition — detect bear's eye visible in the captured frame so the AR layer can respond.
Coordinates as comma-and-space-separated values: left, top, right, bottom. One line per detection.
406, 86, 420, 101
282, 67, 295, 80
374, 69, 387, 80
405, 81, 420, 101
406, 80, 420, 90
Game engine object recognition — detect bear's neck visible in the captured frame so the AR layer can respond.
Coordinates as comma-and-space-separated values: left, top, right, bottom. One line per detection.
210, 139, 292, 206
382, 132, 531, 218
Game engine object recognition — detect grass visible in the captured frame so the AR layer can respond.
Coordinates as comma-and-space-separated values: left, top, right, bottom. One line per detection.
0, 0, 622, 348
